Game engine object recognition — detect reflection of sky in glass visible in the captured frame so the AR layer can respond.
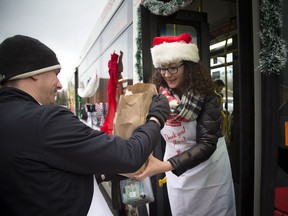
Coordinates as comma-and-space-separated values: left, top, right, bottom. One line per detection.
78, 1, 133, 85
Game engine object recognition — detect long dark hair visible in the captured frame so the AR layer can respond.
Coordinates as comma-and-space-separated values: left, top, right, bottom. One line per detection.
150, 61, 214, 96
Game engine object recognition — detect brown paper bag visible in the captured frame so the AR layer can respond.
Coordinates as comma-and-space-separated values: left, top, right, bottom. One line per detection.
113, 83, 158, 177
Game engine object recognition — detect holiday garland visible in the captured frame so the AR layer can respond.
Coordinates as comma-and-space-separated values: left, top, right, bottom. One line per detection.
142, 0, 194, 16
135, 6, 143, 81
259, 0, 287, 75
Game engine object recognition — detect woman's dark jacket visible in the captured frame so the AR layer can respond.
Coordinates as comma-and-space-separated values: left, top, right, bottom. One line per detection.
168, 94, 223, 176
0, 87, 161, 216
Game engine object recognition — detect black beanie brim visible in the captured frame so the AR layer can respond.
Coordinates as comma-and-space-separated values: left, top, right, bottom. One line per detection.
0, 35, 61, 84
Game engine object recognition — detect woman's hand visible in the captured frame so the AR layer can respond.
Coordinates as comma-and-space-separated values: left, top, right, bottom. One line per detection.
133, 154, 173, 181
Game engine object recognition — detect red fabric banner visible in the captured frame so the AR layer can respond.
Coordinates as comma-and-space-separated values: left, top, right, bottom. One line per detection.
100, 52, 119, 134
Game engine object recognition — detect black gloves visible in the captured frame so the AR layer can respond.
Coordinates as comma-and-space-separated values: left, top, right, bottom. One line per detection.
146, 94, 170, 128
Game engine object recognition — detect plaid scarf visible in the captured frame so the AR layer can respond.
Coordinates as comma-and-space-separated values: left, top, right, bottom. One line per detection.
160, 86, 204, 122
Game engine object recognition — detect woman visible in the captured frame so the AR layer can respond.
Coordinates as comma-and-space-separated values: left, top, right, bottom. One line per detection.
134, 33, 236, 216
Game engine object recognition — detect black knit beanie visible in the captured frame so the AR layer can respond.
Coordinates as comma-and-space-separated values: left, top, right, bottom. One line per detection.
0, 35, 61, 84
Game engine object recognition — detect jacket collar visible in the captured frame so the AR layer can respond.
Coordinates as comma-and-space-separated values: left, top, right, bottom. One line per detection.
0, 86, 39, 104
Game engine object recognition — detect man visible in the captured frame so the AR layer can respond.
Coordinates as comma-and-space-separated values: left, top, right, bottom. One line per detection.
213, 79, 225, 110
213, 79, 225, 97
213, 79, 231, 143
0, 35, 169, 215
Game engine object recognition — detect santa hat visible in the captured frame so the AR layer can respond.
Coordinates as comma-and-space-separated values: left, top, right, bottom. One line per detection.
0, 35, 61, 84
150, 33, 199, 68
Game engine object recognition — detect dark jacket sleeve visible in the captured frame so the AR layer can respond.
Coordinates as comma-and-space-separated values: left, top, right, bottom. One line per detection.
167, 94, 222, 176
39, 105, 161, 175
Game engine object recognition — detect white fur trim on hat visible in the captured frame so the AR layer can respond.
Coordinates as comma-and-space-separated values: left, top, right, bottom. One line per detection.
151, 41, 199, 68
9, 65, 61, 81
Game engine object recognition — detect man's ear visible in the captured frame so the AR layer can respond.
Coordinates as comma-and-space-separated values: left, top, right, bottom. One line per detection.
31, 74, 40, 81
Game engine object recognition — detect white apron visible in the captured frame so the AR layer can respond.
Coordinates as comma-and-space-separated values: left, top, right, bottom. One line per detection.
87, 175, 113, 216
162, 121, 236, 216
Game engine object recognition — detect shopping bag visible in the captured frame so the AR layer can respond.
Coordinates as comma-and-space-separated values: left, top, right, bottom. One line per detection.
113, 83, 158, 139
113, 83, 158, 177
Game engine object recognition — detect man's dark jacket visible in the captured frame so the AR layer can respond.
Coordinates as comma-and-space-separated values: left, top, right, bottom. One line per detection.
0, 87, 161, 216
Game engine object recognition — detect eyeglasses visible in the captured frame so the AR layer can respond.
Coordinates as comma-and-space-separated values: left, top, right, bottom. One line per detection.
156, 63, 184, 75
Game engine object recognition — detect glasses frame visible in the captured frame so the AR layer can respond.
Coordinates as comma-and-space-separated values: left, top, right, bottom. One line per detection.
156, 63, 184, 75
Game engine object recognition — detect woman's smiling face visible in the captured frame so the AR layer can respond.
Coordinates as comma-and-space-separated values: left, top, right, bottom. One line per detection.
159, 62, 185, 90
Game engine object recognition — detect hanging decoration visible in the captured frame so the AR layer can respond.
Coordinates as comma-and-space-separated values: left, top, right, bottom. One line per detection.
78, 72, 99, 98
259, 0, 287, 75
135, 6, 143, 81
100, 52, 120, 135
141, 0, 194, 16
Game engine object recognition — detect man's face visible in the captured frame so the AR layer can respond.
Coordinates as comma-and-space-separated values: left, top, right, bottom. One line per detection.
216, 86, 224, 93
37, 70, 62, 105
